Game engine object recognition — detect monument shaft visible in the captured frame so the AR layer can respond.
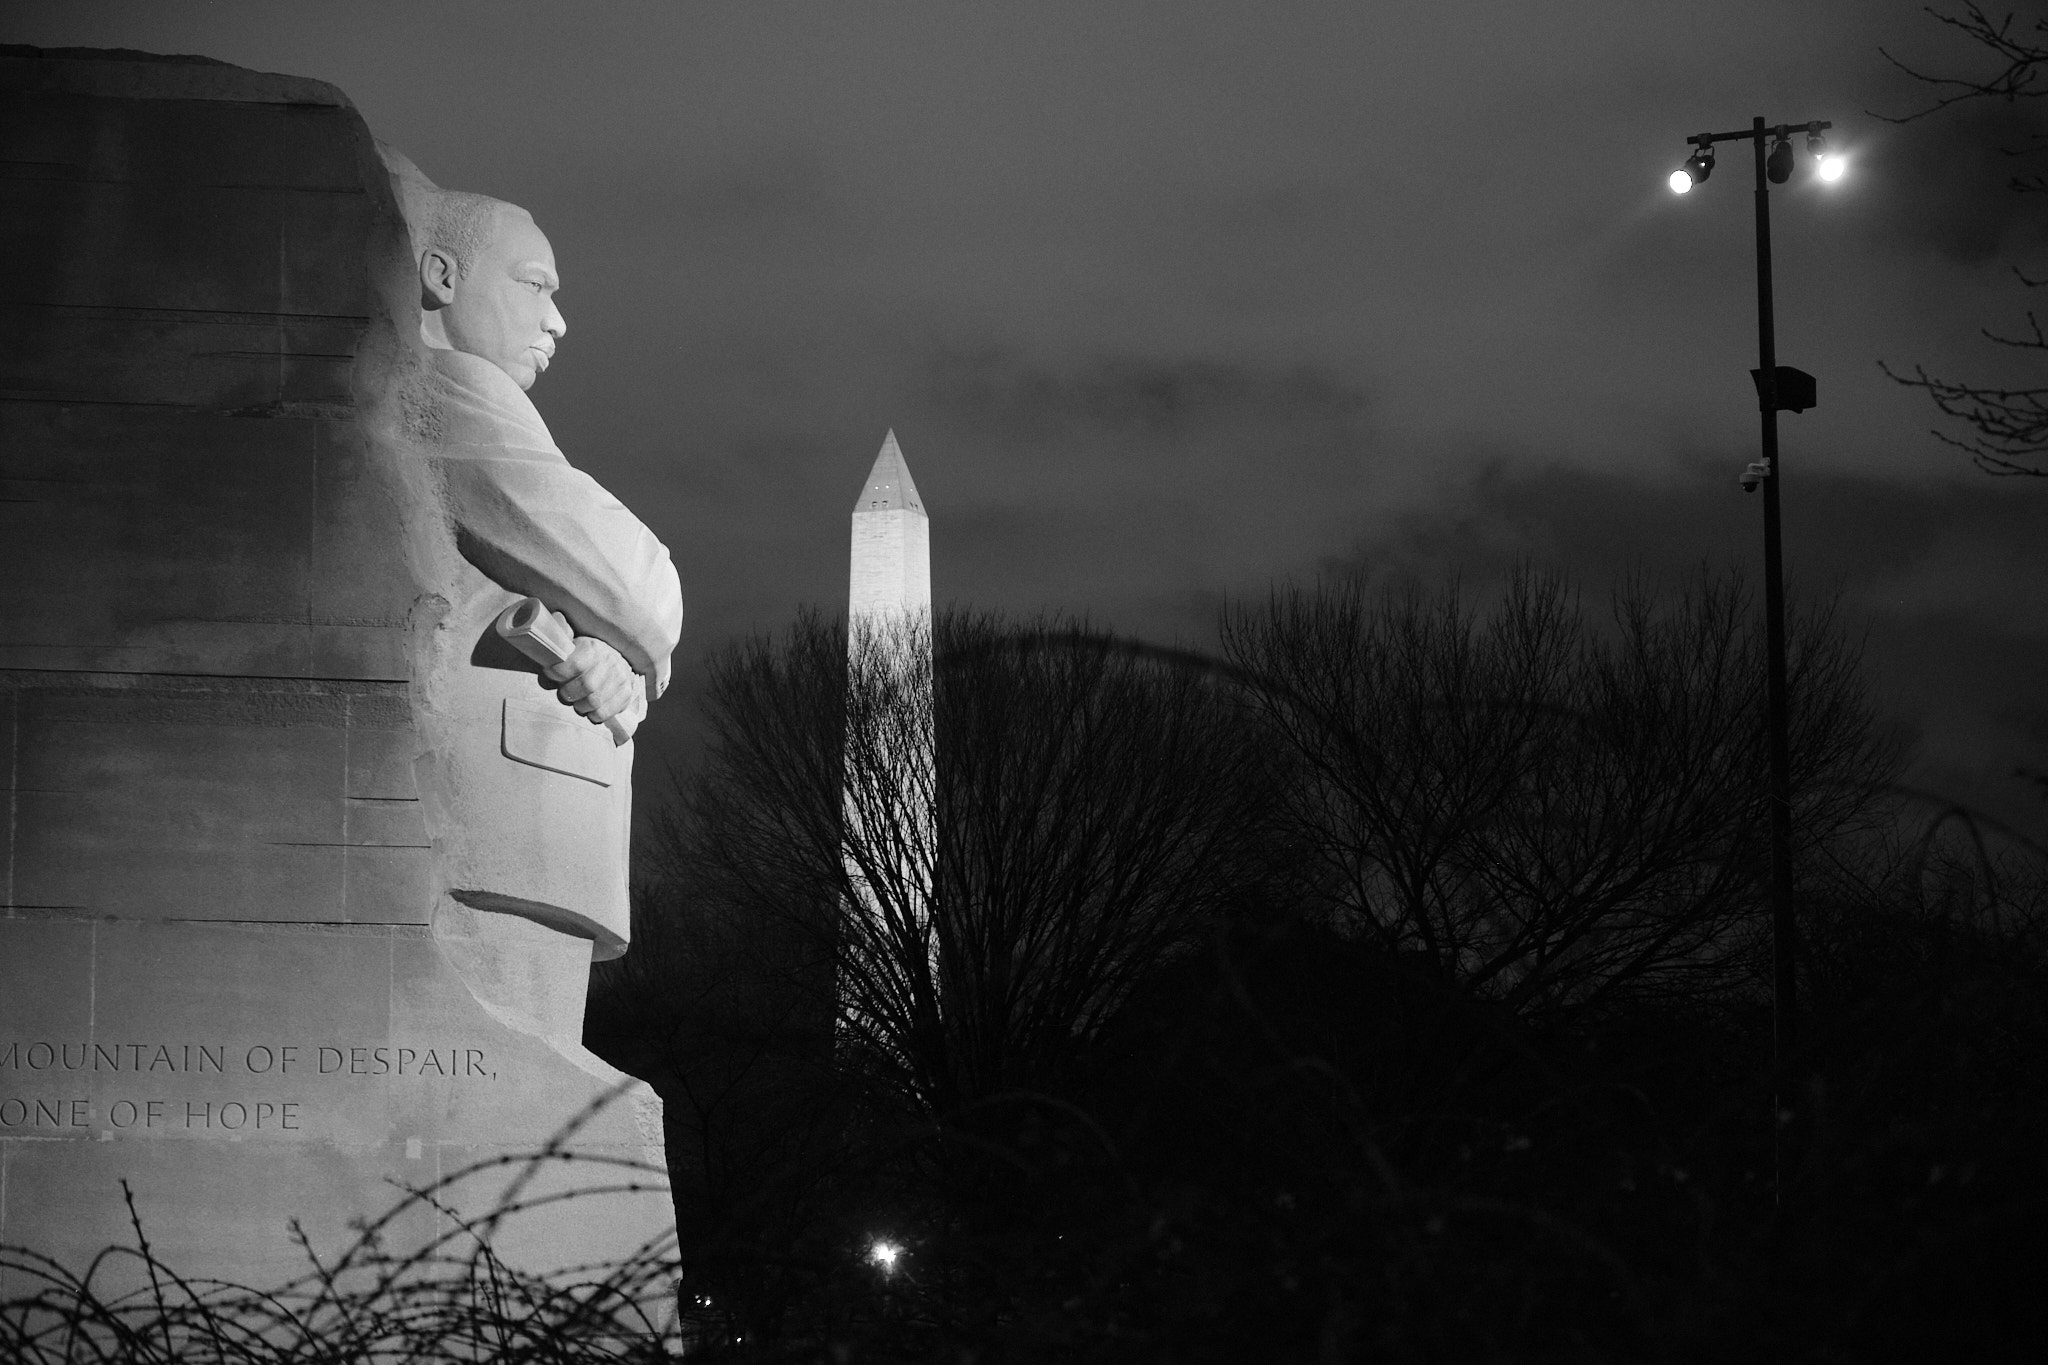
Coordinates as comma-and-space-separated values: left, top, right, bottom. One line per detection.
842, 432, 937, 1019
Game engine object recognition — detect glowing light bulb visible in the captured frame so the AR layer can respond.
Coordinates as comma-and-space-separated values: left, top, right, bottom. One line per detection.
1817, 154, 1846, 183
1669, 169, 1693, 194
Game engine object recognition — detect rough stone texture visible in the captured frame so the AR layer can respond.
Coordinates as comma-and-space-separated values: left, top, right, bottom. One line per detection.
0, 47, 670, 1293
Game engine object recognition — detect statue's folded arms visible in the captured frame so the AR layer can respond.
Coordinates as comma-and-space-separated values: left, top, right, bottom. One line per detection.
442, 457, 682, 695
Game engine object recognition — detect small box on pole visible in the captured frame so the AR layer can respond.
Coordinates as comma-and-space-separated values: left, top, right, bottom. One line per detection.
1751, 365, 1817, 413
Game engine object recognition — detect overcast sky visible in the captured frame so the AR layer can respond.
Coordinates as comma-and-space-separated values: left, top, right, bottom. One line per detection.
9, 0, 2045, 831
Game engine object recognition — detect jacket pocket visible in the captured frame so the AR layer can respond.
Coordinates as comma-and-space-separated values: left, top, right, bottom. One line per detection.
500, 697, 613, 786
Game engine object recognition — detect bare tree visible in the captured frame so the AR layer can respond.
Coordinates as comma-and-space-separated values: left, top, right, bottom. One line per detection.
1880, 2, 2048, 475
916, 613, 1280, 1110
617, 607, 1281, 1121
590, 606, 1281, 1341
1219, 569, 1899, 1017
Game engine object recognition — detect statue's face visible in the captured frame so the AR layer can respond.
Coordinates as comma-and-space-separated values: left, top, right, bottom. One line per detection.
434, 208, 567, 391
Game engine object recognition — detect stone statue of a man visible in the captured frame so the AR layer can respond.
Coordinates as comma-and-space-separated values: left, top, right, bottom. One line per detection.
386, 151, 682, 964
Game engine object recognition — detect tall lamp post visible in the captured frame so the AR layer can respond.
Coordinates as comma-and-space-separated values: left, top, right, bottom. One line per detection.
1669, 118, 1844, 1184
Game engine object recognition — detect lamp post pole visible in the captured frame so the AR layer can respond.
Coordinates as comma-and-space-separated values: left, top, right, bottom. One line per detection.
1674, 115, 1839, 1197
1749, 120, 1801, 1173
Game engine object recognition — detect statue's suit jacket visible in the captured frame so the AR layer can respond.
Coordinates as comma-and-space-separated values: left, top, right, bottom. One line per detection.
408, 347, 682, 959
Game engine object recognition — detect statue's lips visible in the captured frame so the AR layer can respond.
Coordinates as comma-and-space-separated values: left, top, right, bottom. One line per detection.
528, 345, 553, 373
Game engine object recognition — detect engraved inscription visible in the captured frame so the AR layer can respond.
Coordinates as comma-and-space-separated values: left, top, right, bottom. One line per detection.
0, 1039, 497, 1135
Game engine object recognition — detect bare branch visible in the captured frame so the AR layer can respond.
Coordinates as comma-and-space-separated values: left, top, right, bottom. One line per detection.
1876, 3, 2048, 121
1879, 359, 2048, 474
1220, 568, 1898, 1019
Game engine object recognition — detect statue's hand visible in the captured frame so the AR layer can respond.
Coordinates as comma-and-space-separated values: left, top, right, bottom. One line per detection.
544, 636, 640, 727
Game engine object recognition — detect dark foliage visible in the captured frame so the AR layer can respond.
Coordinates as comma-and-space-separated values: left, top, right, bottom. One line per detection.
1217, 570, 1897, 1018
575, 574, 2048, 1361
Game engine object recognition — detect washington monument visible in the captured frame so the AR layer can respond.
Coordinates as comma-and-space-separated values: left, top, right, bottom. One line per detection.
849, 429, 930, 627
842, 431, 936, 1029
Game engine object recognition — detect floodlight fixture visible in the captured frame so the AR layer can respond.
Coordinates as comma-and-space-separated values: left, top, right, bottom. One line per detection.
1670, 145, 1714, 193
1806, 126, 1846, 182
1767, 135, 1795, 183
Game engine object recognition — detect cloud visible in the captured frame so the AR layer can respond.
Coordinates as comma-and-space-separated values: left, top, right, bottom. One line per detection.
1856, 530, 2048, 637
918, 345, 1373, 445
1854, 101, 2048, 266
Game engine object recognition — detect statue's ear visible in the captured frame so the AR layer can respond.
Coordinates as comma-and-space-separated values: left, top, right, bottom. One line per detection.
420, 247, 459, 309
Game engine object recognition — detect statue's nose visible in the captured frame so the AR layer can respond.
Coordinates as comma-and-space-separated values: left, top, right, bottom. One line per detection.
545, 300, 566, 340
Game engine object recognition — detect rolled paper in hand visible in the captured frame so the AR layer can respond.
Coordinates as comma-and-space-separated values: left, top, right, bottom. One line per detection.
493, 596, 645, 746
